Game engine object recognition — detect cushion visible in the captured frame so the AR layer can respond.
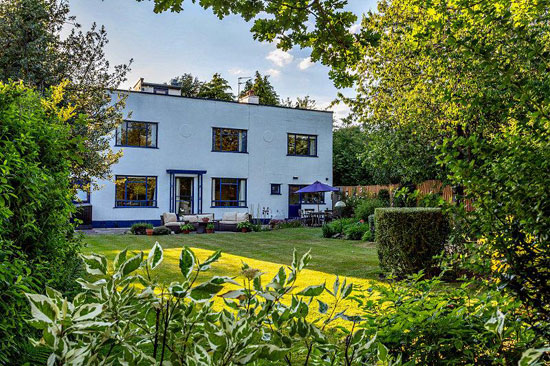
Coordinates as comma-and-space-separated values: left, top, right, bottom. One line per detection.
220, 220, 238, 225
222, 212, 237, 221
236, 212, 248, 222
163, 212, 178, 224
164, 222, 181, 228
185, 215, 199, 223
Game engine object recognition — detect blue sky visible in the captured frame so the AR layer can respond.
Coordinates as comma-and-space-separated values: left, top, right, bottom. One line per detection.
67, 0, 377, 120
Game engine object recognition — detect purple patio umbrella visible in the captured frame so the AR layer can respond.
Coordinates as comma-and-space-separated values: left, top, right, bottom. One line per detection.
296, 181, 339, 212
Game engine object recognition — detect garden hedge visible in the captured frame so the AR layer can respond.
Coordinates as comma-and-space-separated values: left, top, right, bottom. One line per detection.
375, 208, 449, 276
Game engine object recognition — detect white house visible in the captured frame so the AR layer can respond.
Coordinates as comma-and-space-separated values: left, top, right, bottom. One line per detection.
86, 79, 334, 228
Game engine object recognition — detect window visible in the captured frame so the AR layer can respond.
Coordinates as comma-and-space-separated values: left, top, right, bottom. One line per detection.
211, 178, 246, 207
116, 121, 158, 148
153, 86, 168, 95
271, 184, 281, 195
73, 181, 90, 204
212, 128, 247, 153
287, 133, 317, 156
301, 192, 325, 204
115, 175, 157, 207
289, 185, 324, 204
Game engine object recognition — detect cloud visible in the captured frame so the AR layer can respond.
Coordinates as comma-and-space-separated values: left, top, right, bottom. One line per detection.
298, 57, 314, 70
266, 49, 294, 67
317, 100, 351, 124
266, 68, 281, 78
349, 23, 361, 34
228, 68, 251, 76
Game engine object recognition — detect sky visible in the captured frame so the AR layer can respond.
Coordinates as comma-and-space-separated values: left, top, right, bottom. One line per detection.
67, 0, 378, 120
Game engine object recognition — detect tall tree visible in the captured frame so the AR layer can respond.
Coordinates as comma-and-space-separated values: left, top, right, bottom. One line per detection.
240, 71, 279, 106
0, 0, 131, 185
144, 0, 550, 333
169, 73, 202, 97
197, 73, 234, 101
281, 95, 317, 109
332, 125, 372, 186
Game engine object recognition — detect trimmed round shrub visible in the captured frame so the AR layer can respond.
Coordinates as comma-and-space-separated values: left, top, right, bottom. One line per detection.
131, 222, 153, 235
355, 198, 386, 222
375, 208, 449, 276
344, 223, 370, 240
153, 226, 172, 235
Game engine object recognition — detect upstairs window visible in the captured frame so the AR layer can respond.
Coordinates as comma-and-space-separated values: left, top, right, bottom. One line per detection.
212, 128, 247, 153
287, 133, 317, 157
116, 121, 158, 148
115, 175, 157, 207
153, 86, 169, 95
211, 178, 247, 207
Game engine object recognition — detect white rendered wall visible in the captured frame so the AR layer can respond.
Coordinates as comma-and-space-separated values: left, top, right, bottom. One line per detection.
91, 92, 333, 227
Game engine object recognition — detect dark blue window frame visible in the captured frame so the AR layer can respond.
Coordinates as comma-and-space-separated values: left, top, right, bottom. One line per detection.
116, 121, 158, 148
212, 127, 248, 153
271, 183, 281, 195
211, 178, 247, 207
115, 175, 158, 207
287, 133, 318, 157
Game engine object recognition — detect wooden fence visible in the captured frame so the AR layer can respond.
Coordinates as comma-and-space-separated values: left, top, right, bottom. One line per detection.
336, 180, 473, 210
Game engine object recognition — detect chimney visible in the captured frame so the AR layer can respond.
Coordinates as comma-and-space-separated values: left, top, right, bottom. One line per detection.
239, 89, 259, 105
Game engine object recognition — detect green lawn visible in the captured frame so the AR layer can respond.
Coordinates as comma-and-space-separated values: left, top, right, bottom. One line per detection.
82, 228, 380, 280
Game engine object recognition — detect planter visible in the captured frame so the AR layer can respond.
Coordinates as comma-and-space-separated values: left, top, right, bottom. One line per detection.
146, 229, 153, 236
241, 228, 248, 233
206, 229, 214, 234
202, 217, 210, 223
183, 230, 190, 234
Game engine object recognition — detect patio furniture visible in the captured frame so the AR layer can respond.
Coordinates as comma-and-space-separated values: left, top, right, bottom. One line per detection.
160, 212, 184, 233
181, 213, 215, 231
218, 212, 251, 232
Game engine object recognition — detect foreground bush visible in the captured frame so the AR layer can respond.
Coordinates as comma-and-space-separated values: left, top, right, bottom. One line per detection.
0, 82, 83, 362
26, 243, 404, 365
25, 243, 548, 365
375, 208, 449, 276
356, 272, 547, 364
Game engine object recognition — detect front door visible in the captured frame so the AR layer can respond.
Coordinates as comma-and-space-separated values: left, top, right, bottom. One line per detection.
175, 177, 194, 215
288, 185, 306, 218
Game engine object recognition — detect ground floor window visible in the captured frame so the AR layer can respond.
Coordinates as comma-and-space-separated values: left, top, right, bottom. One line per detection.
289, 185, 325, 204
211, 178, 246, 207
271, 183, 281, 195
115, 175, 157, 207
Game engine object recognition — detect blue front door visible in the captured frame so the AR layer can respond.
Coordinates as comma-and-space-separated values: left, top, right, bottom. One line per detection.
288, 185, 306, 218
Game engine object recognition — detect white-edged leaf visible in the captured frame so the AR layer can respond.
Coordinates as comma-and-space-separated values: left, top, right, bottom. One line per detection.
80, 253, 107, 276
518, 347, 550, 366
25, 293, 59, 324
199, 250, 221, 270
179, 247, 196, 278
317, 299, 329, 314
147, 242, 163, 270
119, 252, 143, 277
113, 248, 128, 271
297, 282, 325, 297
73, 303, 103, 322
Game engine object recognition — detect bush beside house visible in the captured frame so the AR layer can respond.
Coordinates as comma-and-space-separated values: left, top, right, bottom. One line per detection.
375, 207, 449, 276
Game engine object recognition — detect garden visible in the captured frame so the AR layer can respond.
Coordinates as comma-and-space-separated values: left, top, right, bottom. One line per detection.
1, 0, 549, 365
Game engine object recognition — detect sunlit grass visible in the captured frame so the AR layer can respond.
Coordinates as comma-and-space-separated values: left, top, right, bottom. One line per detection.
82, 229, 384, 326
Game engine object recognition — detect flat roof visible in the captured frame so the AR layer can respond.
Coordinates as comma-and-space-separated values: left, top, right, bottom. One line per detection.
113, 88, 334, 115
